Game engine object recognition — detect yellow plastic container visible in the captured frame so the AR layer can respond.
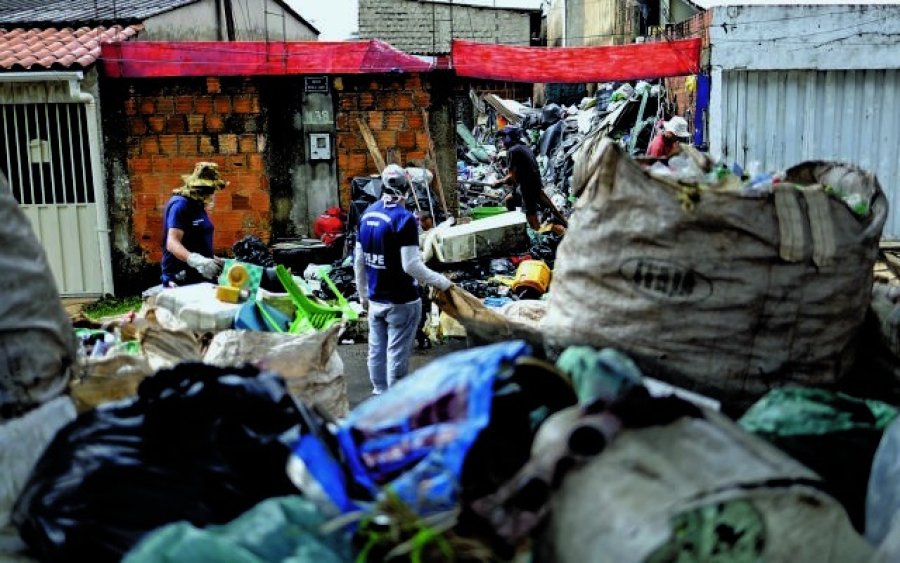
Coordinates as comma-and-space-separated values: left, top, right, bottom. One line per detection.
512, 260, 552, 296
227, 263, 250, 288
215, 285, 243, 304
216, 264, 250, 303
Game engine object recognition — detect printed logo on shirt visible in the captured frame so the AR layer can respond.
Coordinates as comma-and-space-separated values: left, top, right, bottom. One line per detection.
364, 252, 386, 269
192, 219, 205, 226
362, 211, 392, 223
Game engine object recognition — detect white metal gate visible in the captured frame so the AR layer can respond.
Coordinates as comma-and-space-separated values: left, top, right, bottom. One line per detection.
710, 69, 900, 239
0, 73, 111, 296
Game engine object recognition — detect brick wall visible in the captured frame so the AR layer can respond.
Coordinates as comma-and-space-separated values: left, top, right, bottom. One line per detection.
665, 11, 713, 124
124, 77, 270, 263
334, 74, 433, 207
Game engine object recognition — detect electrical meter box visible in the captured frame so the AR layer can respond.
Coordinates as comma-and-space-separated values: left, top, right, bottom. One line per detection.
308, 133, 332, 160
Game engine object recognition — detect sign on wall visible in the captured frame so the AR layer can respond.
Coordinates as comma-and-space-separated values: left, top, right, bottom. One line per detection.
304, 76, 329, 94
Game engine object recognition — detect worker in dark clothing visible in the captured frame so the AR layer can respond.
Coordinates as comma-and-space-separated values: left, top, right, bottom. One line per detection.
161, 162, 228, 287
494, 126, 568, 231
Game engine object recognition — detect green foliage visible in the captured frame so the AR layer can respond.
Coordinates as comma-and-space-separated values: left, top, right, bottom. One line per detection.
82, 295, 143, 320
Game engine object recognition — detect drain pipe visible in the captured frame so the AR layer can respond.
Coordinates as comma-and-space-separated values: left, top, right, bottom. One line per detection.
73, 77, 115, 296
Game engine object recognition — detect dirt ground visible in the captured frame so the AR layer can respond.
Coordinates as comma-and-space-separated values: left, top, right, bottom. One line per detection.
339, 338, 469, 408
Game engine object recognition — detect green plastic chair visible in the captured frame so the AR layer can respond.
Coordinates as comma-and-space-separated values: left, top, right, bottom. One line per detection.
274, 264, 356, 334
318, 266, 358, 323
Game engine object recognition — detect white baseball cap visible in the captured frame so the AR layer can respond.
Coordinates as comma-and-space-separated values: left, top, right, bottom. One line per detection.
664, 116, 690, 139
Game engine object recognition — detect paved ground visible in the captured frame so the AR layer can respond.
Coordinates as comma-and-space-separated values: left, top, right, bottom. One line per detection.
339, 338, 469, 408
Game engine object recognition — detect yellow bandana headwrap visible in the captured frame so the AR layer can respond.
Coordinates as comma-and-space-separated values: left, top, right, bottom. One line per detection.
173, 162, 229, 201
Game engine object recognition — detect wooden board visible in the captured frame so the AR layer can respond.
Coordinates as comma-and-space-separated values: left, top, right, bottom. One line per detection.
356, 118, 386, 173
420, 109, 450, 217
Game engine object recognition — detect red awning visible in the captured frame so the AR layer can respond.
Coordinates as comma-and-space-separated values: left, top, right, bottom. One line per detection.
451, 39, 702, 83
101, 40, 433, 78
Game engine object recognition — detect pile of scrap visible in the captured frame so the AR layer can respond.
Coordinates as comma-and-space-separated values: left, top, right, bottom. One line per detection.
4, 132, 900, 561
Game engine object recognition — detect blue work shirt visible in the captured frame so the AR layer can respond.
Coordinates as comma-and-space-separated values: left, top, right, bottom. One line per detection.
161, 195, 214, 285
358, 200, 419, 304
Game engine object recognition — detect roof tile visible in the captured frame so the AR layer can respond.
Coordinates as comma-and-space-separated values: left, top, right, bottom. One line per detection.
0, 24, 141, 70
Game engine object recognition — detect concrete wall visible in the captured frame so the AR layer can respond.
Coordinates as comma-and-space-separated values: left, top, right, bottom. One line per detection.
358, 0, 534, 55
296, 87, 339, 234
708, 4, 900, 72
548, 0, 698, 47
670, 0, 699, 24
547, 0, 641, 47
139, 0, 318, 41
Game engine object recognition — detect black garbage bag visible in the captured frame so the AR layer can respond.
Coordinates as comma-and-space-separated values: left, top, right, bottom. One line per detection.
232, 235, 275, 268
313, 262, 357, 301
12, 363, 305, 563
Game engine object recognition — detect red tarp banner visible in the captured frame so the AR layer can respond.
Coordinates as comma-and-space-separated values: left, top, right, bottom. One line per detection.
101, 40, 433, 78
451, 38, 702, 83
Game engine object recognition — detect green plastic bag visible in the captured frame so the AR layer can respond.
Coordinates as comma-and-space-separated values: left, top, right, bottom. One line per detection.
124, 496, 352, 562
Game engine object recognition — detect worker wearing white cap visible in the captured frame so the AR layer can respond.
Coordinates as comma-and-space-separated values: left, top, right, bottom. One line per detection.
647, 116, 691, 159
354, 164, 452, 394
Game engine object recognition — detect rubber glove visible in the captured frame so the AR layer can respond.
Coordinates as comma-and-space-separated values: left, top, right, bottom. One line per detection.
186, 253, 222, 279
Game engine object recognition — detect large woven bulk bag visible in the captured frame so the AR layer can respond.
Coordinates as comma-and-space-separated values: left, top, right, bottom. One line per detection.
0, 176, 76, 420
542, 135, 887, 410
538, 411, 873, 562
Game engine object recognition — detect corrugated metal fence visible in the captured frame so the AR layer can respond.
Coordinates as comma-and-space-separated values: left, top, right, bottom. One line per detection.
711, 69, 900, 239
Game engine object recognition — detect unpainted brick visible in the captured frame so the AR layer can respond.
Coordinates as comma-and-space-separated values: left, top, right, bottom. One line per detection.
395, 93, 414, 110
407, 112, 424, 129
175, 96, 194, 113
141, 137, 160, 155
167, 115, 187, 134
385, 113, 406, 130
214, 95, 233, 114
238, 134, 257, 153
232, 96, 252, 114
177, 135, 199, 155
156, 97, 175, 114
194, 98, 214, 115
376, 130, 397, 149
199, 135, 215, 154
129, 117, 147, 136
367, 111, 385, 130
397, 130, 416, 149
187, 114, 205, 133
129, 157, 152, 173
159, 135, 178, 155
206, 114, 225, 132
219, 134, 238, 155
359, 92, 376, 110
147, 116, 166, 133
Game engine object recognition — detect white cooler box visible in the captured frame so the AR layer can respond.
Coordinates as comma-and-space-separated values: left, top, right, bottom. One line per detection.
433, 211, 529, 263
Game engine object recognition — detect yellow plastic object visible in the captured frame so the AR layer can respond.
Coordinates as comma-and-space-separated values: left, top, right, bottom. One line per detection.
215, 285, 243, 304
512, 260, 552, 295
227, 263, 250, 288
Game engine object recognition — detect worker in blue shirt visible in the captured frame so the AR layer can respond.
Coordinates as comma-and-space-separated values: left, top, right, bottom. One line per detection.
161, 162, 227, 286
354, 164, 452, 394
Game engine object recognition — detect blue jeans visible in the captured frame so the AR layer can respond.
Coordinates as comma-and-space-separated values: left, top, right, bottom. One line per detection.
367, 299, 422, 393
